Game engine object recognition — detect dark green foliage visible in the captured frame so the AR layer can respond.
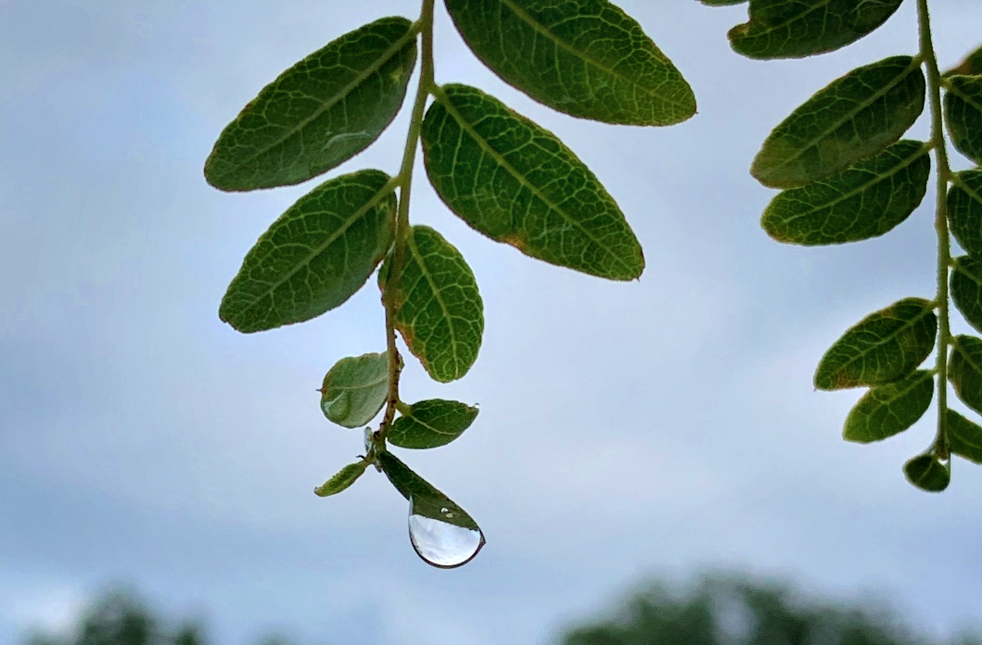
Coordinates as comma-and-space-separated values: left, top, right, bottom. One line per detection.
378, 450, 480, 531
951, 256, 982, 333
947, 409, 982, 464
949, 335, 982, 414
843, 371, 934, 443
389, 399, 479, 449
948, 171, 982, 257
903, 454, 950, 493
944, 75, 982, 165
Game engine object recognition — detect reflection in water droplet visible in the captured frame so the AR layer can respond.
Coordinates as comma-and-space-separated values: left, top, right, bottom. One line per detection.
408, 502, 485, 569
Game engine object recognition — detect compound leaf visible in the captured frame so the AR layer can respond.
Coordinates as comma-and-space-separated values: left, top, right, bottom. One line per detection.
320, 352, 389, 428
314, 461, 369, 497
951, 256, 982, 333
944, 75, 982, 165
389, 399, 479, 449
903, 454, 950, 493
422, 84, 643, 280
753, 56, 925, 188
377, 450, 480, 531
948, 171, 982, 257
220, 169, 396, 333
442, 0, 695, 125
815, 298, 937, 390
385, 225, 484, 383
843, 370, 934, 443
950, 335, 982, 415
762, 140, 930, 245
204, 17, 417, 191
947, 409, 982, 464
729, 0, 904, 60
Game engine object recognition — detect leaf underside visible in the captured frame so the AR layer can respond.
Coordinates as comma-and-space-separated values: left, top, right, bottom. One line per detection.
315, 461, 369, 497
904, 454, 950, 492
944, 75, 982, 166
951, 256, 982, 333
843, 370, 933, 444
947, 171, 982, 257
947, 409, 982, 464
220, 169, 396, 333
729, 0, 904, 60
205, 17, 418, 191
388, 399, 479, 449
442, 0, 695, 125
762, 140, 930, 245
377, 451, 480, 530
320, 352, 390, 428
386, 225, 484, 383
422, 84, 644, 281
949, 335, 982, 415
814, 297, 937, 390
752, 56, 925, 189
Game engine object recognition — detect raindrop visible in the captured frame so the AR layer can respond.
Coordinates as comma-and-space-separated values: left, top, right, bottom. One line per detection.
408, 498, 485, 568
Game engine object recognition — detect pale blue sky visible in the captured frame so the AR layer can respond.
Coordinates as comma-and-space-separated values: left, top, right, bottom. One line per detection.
2, 1, 982, 644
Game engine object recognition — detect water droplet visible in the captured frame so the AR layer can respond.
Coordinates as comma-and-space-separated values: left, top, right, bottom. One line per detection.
408, 499, 485, 568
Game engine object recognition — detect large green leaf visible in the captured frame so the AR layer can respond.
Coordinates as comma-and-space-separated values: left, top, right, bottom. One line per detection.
947, 409, 982, 464
314, 461, 369, 497
752, 56, 925, 189
950, 335, 982, 415
422, 84, 644, 280
729, 0, 903, 60
944, 75, 982, 166
385, 226, 484, 383
320, 352, 389, 428
377, 451, 480, 531
947, 171, 982, 257
951, 255, 982, 333
843, 371, 934, 444
204, 17, 417, 191
441, 0, 694, 125
388, 399, 479, 449
903, 454, 950, 492
220, 170, 396, 333
814, 298, 937, 390
761, 140, 930, 245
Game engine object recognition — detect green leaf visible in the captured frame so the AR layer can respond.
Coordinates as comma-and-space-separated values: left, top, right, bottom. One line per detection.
945, 43, 982, 77
422, 84, 644, 280
219, 170, 396, 333
950, 335, 982, 415
701, 0, 746, 5
903, 454, 950, 493
314, 461, 369, 497
377, 451, 480, 531
204, 17, 417, 191
729, 0, 903, 60
385, 225, 484, 383
441, 0, 695, 126
752, 56, 925, 188
388, 399, 479, 449
761, 140, 930, 245
947, 171, 982, 257
947, 409, 982, 464
951, 255, 982, 333
945, 75, 982, 165
843, 371, 934, 444
814, 298, 937, 390
319, 352, 389, 428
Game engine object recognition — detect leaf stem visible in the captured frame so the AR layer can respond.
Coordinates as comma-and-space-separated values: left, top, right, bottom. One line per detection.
917, 0, 953, 459
378, 0, 437, 440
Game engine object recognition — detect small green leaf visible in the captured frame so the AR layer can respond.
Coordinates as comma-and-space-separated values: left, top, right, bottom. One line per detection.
220, 170, 396, 333
945, 43, 982, 77
947, 409, 982, 464
947, 171, 982, 257
204, 17, 417, 191
729, 0, 903, 60
442, 0, 695, 125
314, 461, 369, 497
951, 256, 982, 333
815, 298, 937, 390
377, 451, 480, 531
842, 371, 934, 444
752, 56, 925, 188
388, 399, 479, 449
950, 335, 982, 415
903, 454, 950, 493
422, 84, 644, 280
385, 226, 484, 383
761, 140, 930, 245
944, 75, 982, 165
320, 352, 389, 428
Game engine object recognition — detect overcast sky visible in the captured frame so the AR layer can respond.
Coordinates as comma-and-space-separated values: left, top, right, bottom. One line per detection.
3, 1, 982, 644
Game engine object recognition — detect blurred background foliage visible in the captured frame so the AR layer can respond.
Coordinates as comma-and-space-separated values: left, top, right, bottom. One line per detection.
22, 574, 980, 645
